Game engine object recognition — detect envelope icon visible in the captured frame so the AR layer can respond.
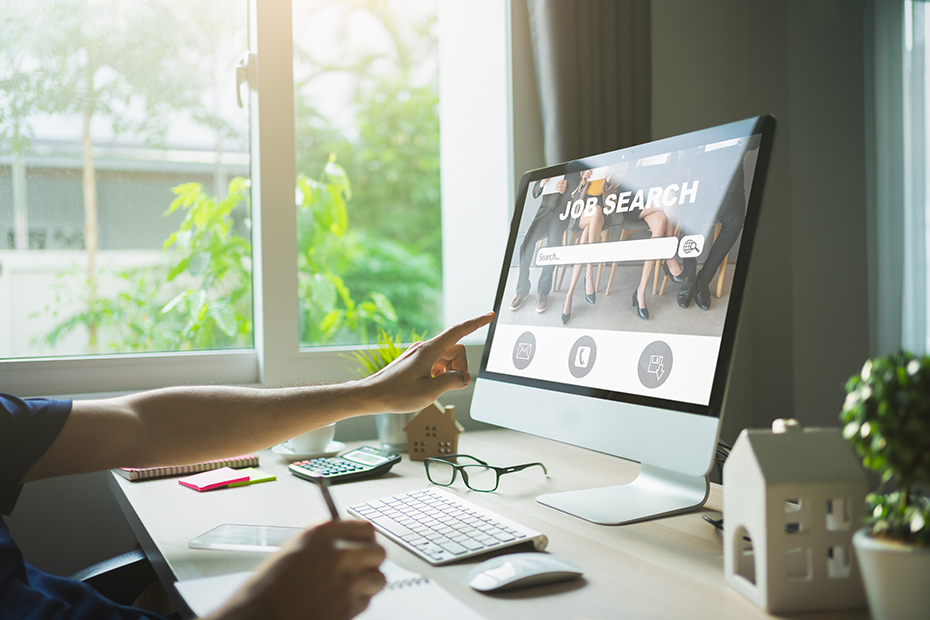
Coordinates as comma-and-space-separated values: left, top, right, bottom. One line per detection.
516, 342, 533, 360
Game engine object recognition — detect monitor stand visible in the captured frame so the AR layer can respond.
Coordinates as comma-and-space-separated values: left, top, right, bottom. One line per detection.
536, 463, 710, 525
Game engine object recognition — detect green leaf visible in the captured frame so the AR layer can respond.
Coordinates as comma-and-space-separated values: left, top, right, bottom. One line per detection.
161, 290, 191, 315
189, 290, 207, 319
188, 252, 210, 277
331, 275, 355, 310
208, 302, 238, 337
320, 310, 341, 336
166, 257, 190, 281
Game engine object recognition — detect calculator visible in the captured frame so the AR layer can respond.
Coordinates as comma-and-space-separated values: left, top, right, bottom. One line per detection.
288, 446, 401, 483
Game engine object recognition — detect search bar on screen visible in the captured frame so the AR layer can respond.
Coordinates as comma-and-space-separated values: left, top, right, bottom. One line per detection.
535, 237, 680, 266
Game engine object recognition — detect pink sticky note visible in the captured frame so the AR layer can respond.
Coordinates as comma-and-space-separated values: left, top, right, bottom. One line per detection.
179, 467, 250, 492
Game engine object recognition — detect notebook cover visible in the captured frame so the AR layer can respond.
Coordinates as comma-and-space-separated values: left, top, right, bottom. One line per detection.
115, 454, 259, 481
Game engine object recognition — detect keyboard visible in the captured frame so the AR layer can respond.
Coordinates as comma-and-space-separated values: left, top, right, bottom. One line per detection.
347, 488, 548, 565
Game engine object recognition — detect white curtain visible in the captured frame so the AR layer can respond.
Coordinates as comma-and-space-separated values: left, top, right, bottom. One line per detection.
867, 0, 928, 355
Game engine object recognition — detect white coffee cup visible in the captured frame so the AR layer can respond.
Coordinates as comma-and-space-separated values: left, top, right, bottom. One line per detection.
284, 423, 336, 454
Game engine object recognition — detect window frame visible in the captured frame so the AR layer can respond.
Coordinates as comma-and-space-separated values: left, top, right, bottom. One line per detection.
0, 0, 512, 398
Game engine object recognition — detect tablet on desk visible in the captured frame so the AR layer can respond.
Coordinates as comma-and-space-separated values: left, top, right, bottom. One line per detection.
189, 524, 302, 553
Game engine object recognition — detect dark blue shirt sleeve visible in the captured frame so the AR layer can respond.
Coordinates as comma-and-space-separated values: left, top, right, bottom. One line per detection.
0, 394, 72, 516
0, 394, 167, 619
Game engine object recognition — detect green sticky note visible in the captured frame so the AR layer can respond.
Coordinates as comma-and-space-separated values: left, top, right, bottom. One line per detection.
229, 468, 276, 487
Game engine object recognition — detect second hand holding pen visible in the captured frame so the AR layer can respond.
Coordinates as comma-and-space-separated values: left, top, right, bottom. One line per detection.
305, 473, 373, 552
305, 472, 340, 521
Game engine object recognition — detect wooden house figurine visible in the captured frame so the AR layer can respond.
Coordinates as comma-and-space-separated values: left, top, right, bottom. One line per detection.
722, 419, 868, 613
404, 400, 463, 461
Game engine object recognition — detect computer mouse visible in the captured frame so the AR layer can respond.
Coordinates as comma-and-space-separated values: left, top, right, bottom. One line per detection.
467, 552, 583, 593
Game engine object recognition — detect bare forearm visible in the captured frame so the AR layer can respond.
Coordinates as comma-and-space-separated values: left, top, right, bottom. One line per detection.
24, 312, 494, 482
26, 380, 381, 480
124, 382, 379, 466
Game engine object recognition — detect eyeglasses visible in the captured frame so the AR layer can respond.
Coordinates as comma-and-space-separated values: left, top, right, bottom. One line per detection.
423, 454, 548, 492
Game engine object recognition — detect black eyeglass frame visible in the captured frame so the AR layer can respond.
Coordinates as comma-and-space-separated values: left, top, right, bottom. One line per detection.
423, 454, 548, 492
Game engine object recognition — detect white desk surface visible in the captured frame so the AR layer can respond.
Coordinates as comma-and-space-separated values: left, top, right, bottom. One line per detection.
109, 429, 867, 620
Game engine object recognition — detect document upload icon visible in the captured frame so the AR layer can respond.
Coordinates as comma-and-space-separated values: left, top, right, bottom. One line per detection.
574, 346, 591, 368
516, 343, 533, 360
648, 355, 665, 381
637, 340, 672, 388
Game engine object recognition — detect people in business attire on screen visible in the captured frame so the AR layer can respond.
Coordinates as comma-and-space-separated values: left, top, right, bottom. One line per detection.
510, 169, 581, 314
675, 144, 748, 310
0, 312, 493, 620
560, 168, 607, 325
621, 157, 685, 320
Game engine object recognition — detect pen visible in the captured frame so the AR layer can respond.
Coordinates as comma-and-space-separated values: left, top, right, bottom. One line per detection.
306, 472, 340, 521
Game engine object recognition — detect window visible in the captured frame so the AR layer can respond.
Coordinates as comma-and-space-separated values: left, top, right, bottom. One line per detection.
291, 1, 442, 348
870, 1, 929, 356
0, 0, 251, 357
1, 0, 509, 397
904, 1, 930, 353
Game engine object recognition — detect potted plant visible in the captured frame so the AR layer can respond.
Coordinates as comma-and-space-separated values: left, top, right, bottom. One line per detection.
343, 328, 426, 452
840, 351, 930, 620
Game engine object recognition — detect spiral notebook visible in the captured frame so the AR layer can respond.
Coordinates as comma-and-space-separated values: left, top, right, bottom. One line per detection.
176, 560, 488, 620
114, 454, 259, 481
357, 561, 488, 620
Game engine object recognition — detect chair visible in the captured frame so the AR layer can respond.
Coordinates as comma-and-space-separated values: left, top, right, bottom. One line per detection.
69, 549, 159, 607
602, 218, 662, 297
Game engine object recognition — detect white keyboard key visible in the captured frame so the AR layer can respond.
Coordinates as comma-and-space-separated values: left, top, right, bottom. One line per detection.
370, 516, 414, 539
440, 541, 467, 555
461, 539, 484, 551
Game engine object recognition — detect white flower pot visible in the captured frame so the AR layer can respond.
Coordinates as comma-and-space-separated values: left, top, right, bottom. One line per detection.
375, 412, 415, 452
853, 528, 930, 620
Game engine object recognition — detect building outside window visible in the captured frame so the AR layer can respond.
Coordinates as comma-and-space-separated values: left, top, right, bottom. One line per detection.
0, 0, 443, 373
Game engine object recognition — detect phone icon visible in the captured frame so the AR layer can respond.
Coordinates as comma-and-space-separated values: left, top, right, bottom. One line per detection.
574, 346, 591, 368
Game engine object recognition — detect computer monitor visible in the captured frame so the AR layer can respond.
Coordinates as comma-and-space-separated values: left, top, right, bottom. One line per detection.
471, 116, 775, 525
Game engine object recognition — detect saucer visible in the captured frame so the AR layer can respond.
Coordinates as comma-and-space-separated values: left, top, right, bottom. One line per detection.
272, 441, 346, 460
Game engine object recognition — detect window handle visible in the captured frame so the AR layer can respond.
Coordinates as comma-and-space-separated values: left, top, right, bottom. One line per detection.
236, 52, 256, 109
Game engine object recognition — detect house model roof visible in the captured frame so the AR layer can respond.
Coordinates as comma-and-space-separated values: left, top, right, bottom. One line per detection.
403, 400, 464, 434
738, 427, 866, 485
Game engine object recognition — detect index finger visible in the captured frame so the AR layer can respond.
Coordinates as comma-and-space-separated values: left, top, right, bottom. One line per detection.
422, 312, 494, 354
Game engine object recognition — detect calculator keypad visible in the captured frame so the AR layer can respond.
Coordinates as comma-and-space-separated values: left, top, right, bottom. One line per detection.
293, 458, 365, 477
288, 446, 400, 485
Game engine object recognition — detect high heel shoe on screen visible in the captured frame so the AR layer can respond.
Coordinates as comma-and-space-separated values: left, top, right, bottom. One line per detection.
583, 273, 596, 305
662, 259, 686, 284
632, 289, 649, 320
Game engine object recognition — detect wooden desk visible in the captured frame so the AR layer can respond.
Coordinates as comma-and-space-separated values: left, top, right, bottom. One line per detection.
110, 429, 866, 620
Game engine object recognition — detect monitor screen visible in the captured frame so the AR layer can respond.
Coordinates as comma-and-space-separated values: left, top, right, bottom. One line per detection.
478, 116, 773, 418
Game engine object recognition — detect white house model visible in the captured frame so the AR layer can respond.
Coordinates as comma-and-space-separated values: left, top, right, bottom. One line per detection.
722, 419, 868, 613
